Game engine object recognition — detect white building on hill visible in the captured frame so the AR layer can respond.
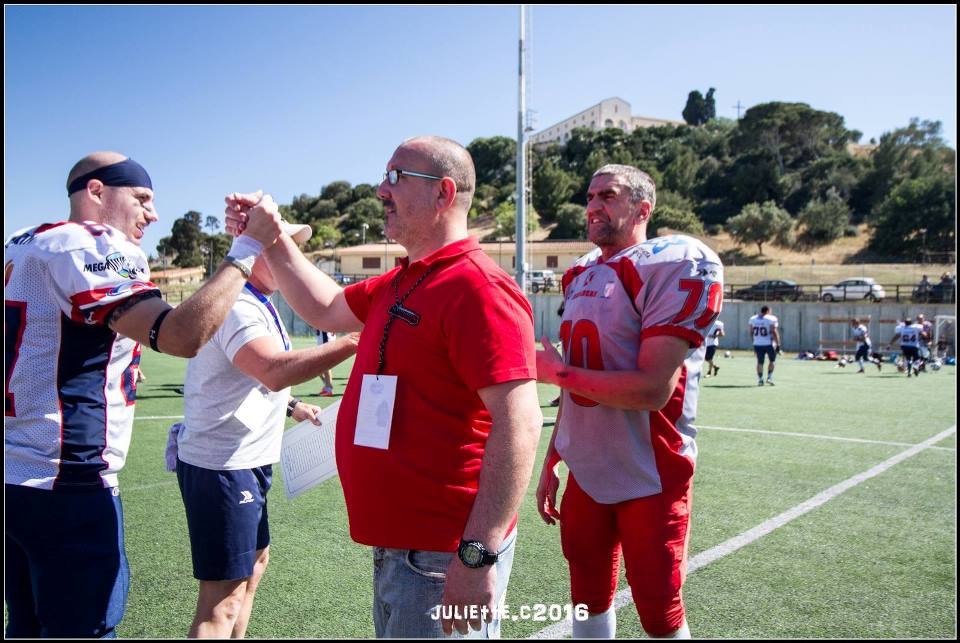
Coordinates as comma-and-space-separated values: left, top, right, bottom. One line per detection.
529, 97, 684, 146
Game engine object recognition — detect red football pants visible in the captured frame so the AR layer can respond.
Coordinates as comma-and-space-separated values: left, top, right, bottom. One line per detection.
559, 473, 692, 637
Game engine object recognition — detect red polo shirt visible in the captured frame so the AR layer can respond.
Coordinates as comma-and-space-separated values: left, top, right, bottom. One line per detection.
340, 237, 536, 551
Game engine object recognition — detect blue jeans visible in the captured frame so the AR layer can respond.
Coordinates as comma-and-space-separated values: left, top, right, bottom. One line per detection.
372, 528, 517, 638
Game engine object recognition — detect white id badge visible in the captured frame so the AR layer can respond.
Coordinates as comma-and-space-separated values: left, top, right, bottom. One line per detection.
234, 388, 274, 431
354, 374, 397, 449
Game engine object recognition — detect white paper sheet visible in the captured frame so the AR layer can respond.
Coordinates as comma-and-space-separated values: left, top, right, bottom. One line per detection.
354, 374, 397, 449
280, 400, 340, 499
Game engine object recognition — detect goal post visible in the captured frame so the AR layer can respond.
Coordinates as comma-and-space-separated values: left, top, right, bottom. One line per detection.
934, 315, 956, 358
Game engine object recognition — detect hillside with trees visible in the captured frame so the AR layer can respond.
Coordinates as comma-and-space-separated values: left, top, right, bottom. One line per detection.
156, 97, 955, 269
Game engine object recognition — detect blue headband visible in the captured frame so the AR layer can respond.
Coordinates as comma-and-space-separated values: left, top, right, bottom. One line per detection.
67, 158, 153, 196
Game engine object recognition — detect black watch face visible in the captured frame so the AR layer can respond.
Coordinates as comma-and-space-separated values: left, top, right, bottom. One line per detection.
462, 544, 483, 567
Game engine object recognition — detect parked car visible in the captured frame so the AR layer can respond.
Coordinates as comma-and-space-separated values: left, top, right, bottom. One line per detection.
525, 269, 557, 293
913, 282, 956, 303
820, 278, 886, 302
333, 272, 353, 285
732, 280, 804, 301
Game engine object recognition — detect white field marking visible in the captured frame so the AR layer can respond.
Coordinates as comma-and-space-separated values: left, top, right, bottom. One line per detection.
530, 425, 956, 639
540, 418, 954, 452
697, 424, 956, 452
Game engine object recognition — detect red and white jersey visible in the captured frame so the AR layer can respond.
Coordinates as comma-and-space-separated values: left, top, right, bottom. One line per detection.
4, 221, 159, 490
555, 234, 723, 503
749, 314, 779, 347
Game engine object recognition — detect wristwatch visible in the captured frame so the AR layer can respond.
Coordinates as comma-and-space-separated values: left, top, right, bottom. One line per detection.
225, 255, 253, 278
286, 397, 300, 418
457, 539, 499, 569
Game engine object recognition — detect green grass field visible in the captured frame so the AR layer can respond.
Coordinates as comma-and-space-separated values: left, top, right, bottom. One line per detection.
9, 342, 956, 638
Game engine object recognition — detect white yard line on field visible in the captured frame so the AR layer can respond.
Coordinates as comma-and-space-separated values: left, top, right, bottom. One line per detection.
530, 425, 956, 639
540, 418, 955, 452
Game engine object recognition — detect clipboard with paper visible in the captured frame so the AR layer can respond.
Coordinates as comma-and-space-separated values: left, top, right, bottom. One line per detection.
280, 400, 340, 499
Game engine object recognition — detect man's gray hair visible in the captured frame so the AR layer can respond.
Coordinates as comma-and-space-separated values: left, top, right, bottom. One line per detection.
592, 164, 656, 209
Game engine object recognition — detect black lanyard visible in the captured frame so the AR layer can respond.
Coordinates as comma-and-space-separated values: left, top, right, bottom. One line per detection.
376, 265, 435, 375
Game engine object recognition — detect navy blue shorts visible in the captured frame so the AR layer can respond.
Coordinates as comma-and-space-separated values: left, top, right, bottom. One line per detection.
5, 484, 129, 638
855, 345, 870, 361
705, 346, 717, 362
176, 460, 272, 581
754, 345, 777, 364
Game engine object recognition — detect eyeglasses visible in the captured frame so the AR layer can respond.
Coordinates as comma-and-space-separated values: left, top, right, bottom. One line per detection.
383, 168, 443, 185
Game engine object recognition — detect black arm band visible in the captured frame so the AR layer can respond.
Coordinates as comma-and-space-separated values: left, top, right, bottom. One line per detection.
149, 308, 173, 353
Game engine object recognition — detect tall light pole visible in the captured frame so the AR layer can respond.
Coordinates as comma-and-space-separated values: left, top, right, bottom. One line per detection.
496, 223, 503, 268
515, 4, 528, 294
361, 222, 369, 246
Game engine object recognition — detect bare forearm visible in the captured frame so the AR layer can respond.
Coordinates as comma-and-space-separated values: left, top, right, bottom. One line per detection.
160, 263, 248, 357
264, 236, 358, 332
543, 366, 678, 411
258, 336, 358, 391
463, 385, 542, 551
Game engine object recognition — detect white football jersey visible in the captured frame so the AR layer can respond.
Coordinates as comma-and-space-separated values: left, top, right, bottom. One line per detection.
4, 221, 158, 490
708, 319, 725, 347
555, 234, 723, 503
852, 324, 871, 348
749, 314, 779, 346
898, 323, 923, 348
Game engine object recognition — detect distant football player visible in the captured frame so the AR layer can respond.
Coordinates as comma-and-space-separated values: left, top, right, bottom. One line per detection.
3, 151, 281, 638
850, 318, 881, 373
749, 305, 781, 386
889, 317, 924, 377
536, 164, 723, 639
705, 319, 725, 377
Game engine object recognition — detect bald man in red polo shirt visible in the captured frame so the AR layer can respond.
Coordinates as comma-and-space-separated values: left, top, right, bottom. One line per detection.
225, 136, 542, 638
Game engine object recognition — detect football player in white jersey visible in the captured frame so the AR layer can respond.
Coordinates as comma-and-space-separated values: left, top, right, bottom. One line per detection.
749, 306, 781, 386
850, 318, 881, 373
888, 317, 924, 377
705, 319, 725, 377
3, 151, 282, 638
536, 164, 723, 639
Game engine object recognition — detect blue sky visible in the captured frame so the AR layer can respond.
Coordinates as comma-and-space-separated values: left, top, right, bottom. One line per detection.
5, 5, 956, 256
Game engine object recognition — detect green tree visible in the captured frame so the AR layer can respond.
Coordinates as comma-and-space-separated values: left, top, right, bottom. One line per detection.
548, 203, 586, 239
321, 181, 354, 210
493, 200, 539, 240
532, 158, 576, 221
304, 221, 342, 252
797, 189, 850, 246
869, 173, 955, 256
341, 197, 384, 244
703, 87, 717, 121
852, 119, 954, 217
682, 90, 707, 126
168, 210, 204, 267
652, 205, 705, 236
726, 201, 793, 255
352, 183, 377, 202
468, 136, 516, 187
203, 233, 232, 277
308, 199, 339, 222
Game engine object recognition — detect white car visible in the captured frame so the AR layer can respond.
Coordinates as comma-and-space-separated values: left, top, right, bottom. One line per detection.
525, 270, 557, 293
820, 278, 886, 302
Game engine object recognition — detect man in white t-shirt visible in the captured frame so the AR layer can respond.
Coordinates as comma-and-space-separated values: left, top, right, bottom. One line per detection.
173, 223, 359, 638
749, 306, 780, 386
705, 319, 725, 377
